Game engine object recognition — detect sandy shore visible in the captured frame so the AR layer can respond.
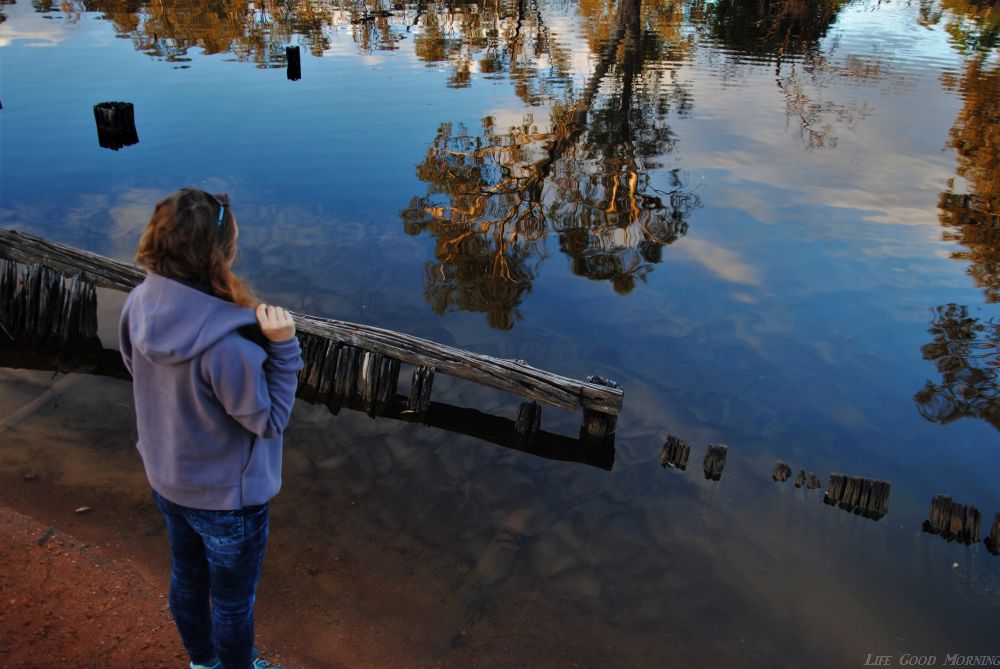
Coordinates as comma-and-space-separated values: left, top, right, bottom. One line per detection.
0, 504, 295, 669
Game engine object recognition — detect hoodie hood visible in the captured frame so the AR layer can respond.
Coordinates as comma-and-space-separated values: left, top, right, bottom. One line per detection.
127, 273, 259, 364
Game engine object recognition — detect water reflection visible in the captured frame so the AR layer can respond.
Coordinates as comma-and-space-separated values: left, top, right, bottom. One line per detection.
404, 0, 701, 328
915, 303, 1000, 431
938, 56, 1000, 300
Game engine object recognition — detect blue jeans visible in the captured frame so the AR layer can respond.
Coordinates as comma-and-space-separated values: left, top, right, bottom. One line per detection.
153, 490, 269, 669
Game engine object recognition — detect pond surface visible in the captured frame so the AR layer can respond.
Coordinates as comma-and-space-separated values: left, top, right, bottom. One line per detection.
1, 0, 999, 666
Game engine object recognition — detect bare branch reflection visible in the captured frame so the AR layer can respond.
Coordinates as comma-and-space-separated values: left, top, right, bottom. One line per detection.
915, 304, 1000, 431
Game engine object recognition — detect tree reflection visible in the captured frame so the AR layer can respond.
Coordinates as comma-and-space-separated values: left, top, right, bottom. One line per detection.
915, 304, 1000, 431
937, 57, 1000, 302
694, 0, 881, 150
931, 0, 1000, 303
403, 0, 702, 328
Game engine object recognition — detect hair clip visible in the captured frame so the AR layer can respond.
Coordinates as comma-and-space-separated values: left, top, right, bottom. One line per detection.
217, 204, 226, 228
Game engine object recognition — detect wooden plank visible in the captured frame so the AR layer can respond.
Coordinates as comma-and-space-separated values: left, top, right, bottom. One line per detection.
1, 229, 624, 415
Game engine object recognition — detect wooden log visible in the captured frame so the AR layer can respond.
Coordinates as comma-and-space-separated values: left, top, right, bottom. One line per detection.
703, 444, 727, 481
0, 229, 144, 292
985, 512, 1000, 556
0, 339, 614, 471
286, 46, 302, 81
772, 461, 791, 482
794, 469, 806, 488
807, 473, 822, 490
93, 101, 139, 151
514, 401, 541, 447
659, 435, 690, 471
1, 229, 623, 416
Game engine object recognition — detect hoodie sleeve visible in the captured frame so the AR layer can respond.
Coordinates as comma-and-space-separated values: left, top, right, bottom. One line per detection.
202, 335, 304, 439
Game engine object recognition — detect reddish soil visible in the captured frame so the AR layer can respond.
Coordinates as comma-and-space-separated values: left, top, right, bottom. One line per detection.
0, 505, 298, 669
0, 504, 185, 668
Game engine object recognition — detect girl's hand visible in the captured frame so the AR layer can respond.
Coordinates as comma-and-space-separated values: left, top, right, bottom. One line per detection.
256, 304, 296, 342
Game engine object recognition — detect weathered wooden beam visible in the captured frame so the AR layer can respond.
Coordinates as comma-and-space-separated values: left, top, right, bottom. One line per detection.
794, 469, 806, 488
0, 229, 144, 292
772, 460, 791, 482
0, 229, 623, 416
0, 341, 614, 470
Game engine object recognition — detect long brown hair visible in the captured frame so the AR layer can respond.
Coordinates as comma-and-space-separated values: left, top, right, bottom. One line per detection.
136, 189, 257, 307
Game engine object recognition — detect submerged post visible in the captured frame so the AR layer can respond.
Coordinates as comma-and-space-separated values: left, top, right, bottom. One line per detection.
986, 512, 1000, 556
286, 46, 302, 81
922, 494, 981, 545
93, 101, 139, 150
703, 444, 728, 481
659, 435, 690, 471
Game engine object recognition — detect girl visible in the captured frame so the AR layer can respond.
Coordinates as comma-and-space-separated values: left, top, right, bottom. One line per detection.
119, 188, 303, 669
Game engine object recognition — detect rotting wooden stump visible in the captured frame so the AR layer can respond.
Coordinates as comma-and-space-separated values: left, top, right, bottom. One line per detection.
794, 469, 806, 489
703, 444, 727, 481
823, 474, 890, 520
922, 495, 981, 545
93, 101, 139, 150
986, 512, 1000, 556
1, 229, 623, 443
286, 46, 301, 81
772, 461, 791, 482
807, 473, 822, 490
659, 435, 690, 470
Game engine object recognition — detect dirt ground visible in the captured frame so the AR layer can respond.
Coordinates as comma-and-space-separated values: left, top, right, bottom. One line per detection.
0, 504, 295, 669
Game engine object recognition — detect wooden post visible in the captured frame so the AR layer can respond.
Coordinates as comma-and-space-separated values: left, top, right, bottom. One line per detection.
807, 473, 822, 490
408, 366, 434, 421
772, 461, 791, 482
514, 401, 541, 447
703, 444, 727, 481
824, 474, 890, 520
794, 469, 806, 488
93, 102, 139, 150
659, 435, 690, 470
286, 46, 302, 81
986, 512, 1000, 556
580, 375, 619, 445
922, 494, 981, 545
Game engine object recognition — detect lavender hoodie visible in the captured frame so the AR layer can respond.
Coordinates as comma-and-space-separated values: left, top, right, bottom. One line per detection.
119, 273, 303, 510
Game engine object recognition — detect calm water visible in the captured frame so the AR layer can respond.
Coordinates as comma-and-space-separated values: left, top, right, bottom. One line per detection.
1, 0, 999, 666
